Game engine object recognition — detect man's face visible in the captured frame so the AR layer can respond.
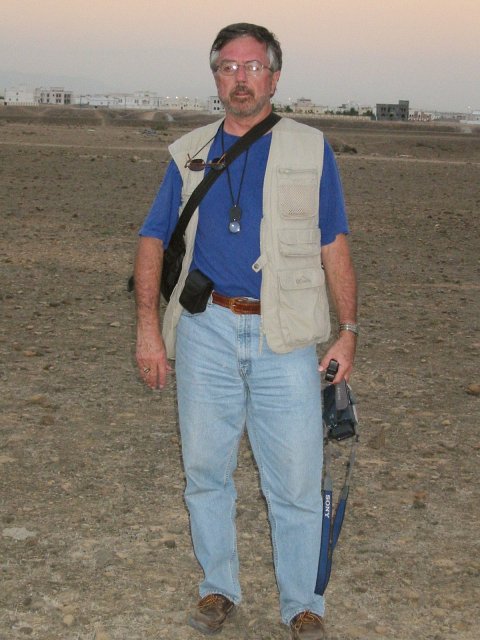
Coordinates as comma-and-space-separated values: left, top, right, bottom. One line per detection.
213, 35, 281, 119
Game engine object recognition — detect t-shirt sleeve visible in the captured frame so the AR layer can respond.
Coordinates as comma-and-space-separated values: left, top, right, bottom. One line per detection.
139, 160, 182, 247
319, 139, 350, 246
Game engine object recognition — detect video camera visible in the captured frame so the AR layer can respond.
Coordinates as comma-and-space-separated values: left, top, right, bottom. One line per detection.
322, 360, 358, 441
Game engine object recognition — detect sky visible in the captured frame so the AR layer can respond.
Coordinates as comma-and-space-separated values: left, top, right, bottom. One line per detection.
2, 0, 479, 113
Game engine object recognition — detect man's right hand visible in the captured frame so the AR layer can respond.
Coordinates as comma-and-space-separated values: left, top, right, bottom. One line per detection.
133, 236, 171, 390
136, 329, 172, 390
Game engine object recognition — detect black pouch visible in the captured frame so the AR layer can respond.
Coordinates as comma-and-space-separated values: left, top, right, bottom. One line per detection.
179, 269, 214, 314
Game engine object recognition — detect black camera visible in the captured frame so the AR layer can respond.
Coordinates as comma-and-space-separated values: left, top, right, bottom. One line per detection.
322, 379, 357, 442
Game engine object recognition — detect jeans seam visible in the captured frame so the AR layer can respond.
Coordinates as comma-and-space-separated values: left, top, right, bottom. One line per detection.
224, 427, 244, 598
246, 420, 280, 582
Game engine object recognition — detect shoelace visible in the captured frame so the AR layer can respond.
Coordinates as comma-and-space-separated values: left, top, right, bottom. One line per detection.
292, 611, 323, 630
199, 594, 225, 609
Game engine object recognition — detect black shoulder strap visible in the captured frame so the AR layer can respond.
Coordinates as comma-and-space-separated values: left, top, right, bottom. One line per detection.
168, 112, 281, 251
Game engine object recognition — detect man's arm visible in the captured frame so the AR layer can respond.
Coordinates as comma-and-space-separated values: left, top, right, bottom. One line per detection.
320, 233, 358, 382
134, 236, 172, 390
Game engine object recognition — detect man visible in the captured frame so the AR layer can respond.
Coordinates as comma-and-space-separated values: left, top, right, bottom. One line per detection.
134, 23, 357, 640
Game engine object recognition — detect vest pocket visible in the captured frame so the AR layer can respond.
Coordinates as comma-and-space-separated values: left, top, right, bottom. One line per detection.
278, 228, 320, 257
277, 267, 325, 344
277, 168, 319, 219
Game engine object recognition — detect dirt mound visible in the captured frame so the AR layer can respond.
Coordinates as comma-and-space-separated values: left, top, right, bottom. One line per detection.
0, 105, 219, 129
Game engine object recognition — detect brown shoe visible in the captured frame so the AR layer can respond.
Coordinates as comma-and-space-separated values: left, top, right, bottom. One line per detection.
188, 593, 235, 635
290, 611, 327, 639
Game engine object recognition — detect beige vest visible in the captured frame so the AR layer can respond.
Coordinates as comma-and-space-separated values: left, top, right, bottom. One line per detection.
162, 117, 331, 357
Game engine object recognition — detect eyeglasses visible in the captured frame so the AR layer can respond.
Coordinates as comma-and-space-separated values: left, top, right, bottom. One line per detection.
184, 153, 227, 172
215, 60, 272, 76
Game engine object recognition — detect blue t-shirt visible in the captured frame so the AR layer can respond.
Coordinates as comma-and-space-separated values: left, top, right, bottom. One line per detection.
140, 129, 349, 298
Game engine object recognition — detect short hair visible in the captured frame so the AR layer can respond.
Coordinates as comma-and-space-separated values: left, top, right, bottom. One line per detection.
210, 23, 282, 72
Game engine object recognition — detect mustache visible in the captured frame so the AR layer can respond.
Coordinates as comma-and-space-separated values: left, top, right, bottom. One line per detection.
230, 84, 254, 97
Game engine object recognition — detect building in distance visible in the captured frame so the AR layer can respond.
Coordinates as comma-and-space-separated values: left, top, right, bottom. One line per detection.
376, 100, 409, 121
4, 86, 73, 106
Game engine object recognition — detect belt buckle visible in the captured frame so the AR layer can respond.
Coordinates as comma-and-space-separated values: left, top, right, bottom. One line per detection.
230, 297, 242, 313
232, 297, 253, 314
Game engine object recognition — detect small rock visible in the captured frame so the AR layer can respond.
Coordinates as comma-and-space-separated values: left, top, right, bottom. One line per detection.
413, 490, 428, 509
109, 321, 121, 327
24, 596, 43, 611
3, 527, 37, 541
27, 394, 50, 407
466, 383, 480, 396
63, 614, 75, 627
402, 587, 421, 602
375, 625, 390, 635
95, 549, 118, 569
164, 538, 176, 549
367, 426, 385, 449
433, 558, 455, 570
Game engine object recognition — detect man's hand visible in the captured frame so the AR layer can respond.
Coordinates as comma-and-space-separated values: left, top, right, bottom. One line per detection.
319, 331, 356, 383
136, 328, 172, 390
134, 236, 172, 390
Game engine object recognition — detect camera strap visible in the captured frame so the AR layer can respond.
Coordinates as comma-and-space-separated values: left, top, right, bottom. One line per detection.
315, 383, 359, 596
167, 111, 281, 255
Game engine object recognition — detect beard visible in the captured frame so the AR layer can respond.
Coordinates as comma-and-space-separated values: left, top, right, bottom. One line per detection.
220, 83, 271, 118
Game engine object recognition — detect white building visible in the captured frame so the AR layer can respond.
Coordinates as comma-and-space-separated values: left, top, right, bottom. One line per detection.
35, 87, 73, 105
4, 86, 37, 106
409, 110, 434, 122
4, 85, 73, 106
460, 111, 480, 125
75, 91, 205, 111
292, 98, 328, 115
78, 94, 126, 108
207, 96, 225, 114
158, 96, 204, 111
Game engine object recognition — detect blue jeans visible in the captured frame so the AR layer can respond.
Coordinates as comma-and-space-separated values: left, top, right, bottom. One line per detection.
175, 301, 325, 623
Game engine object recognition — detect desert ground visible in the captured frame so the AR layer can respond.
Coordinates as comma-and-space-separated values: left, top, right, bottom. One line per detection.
1, 106, 479, 640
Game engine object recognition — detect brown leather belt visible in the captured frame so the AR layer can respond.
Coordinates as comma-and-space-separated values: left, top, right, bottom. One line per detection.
212, 291, 261, 315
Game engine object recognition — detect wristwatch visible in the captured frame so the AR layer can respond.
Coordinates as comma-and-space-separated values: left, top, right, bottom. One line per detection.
339, 322, 359, 336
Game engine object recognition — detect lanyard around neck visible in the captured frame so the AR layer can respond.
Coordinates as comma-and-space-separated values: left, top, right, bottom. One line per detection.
221, 124, 250, 234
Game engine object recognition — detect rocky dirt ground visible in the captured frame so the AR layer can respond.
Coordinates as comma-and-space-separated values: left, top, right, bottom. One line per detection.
1, 107, 479, 640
